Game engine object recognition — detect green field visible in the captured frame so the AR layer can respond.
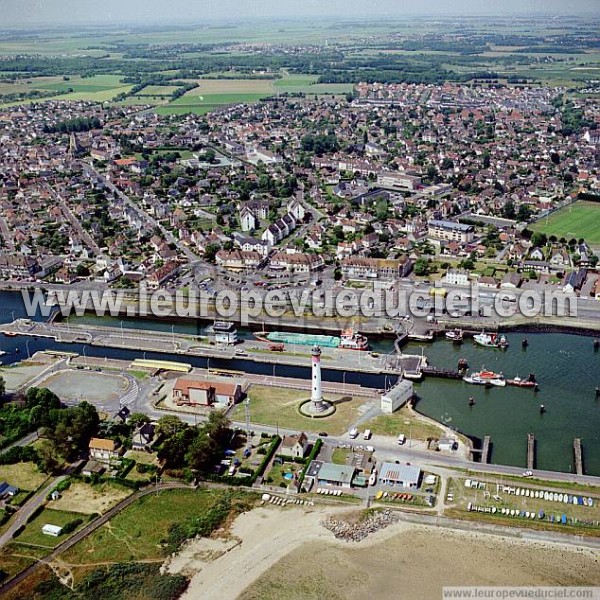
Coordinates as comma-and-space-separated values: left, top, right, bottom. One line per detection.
530, 201, 600, 245
62, 488, 235, 564
14, 508, 87, 549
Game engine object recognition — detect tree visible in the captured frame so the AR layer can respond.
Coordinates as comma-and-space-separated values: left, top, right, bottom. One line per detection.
157, 415, 187, 439
0, 375, 4, 399
128, 412, 151, 428
37, 439, 63, 474
530, 232, 548, 248
414, 258, 429, 276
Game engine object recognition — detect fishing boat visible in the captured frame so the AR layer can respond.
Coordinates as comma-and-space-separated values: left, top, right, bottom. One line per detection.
473, 332, 509, 349
506, 374, 538, 388
339, 328, 369, 351
445, 329, 463, 343
3, 332, 17, 337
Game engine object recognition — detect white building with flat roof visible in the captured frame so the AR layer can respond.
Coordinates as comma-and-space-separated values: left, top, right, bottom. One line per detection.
381, 379, 414, 413
378, 463, 421, 488
42, 524, 63, 537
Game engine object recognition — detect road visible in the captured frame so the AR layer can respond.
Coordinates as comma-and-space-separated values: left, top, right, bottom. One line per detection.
0, 431, 39, 456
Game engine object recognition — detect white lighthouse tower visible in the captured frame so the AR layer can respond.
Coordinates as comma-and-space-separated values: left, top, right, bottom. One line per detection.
311, 345, 325, 412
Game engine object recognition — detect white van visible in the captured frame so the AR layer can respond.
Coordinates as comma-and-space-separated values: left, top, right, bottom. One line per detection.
397, 434, 406, 445
363, 429, 372, 441
349, 427, 359, 439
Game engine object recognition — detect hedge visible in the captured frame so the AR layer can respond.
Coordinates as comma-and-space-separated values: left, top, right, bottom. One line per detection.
298, 438, 323, 487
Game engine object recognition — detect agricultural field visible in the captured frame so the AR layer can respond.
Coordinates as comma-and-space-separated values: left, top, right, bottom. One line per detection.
231, 385, 361, 435
0, 74, 133, 107
273, 74, 353, 96
530, 201, 600, 246
156, 78, 276, 115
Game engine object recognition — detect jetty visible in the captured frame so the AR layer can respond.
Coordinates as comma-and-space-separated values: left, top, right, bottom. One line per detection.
527, 433, 536, 470
574, 438, 584, 476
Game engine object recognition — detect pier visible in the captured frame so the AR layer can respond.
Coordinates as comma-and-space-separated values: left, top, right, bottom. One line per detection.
421, 366, 463, 379
527, 433, 536, 470
574, 438, 584, 475
481, 435, 491, 464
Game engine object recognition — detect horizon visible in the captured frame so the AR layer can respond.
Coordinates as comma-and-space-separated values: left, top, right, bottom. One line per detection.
1, 0, 599, 30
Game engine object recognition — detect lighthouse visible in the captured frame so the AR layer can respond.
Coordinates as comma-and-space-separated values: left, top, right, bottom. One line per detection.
311, 345, 325, 411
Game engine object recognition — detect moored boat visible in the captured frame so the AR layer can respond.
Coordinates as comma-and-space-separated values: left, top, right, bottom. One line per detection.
339, 328, 369, 351
473, 332, 509, 349
464, 369, 506, 387
445, 329, 463, 343
507, 374, 538, 388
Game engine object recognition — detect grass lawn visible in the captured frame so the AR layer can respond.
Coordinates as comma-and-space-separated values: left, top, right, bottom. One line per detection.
62, 488, 241, 564
363, 407, 445, 440
0, 462, 48, 491
265, 461, 302, 488
231, 385, 363, 435
331, 448, 349, 465
530, 201, 600, 246
14, 508, 88, 549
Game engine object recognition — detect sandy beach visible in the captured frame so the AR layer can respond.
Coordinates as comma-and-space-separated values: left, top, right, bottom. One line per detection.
171, 505, 600, 600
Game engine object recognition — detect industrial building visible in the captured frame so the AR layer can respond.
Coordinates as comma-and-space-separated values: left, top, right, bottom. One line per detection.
378, 462, 422, 488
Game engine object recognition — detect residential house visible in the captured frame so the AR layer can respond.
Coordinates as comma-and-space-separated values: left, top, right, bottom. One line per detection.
89, 438, 120, 462
279, 432, 308, 459
132, 422, 156, 452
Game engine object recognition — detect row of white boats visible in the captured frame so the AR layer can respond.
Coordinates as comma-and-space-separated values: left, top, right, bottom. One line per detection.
503, 486, 594, 506
316, 488, 344, 496
467, 504, 569, 523
261, 493, 315, 507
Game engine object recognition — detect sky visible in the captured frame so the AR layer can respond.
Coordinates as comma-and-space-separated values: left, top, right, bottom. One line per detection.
1, 0, 598, 28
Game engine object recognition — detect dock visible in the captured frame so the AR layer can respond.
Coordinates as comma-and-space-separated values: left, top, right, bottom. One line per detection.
527, 433, 536, 470
574, 438, 584, 475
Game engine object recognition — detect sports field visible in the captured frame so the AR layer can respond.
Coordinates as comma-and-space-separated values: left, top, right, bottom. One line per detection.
530, 201, 600, 245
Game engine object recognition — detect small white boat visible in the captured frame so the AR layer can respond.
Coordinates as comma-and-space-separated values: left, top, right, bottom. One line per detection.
558, 493, 564, 502
530, 512, 535, 519
563, 495, 569, 504
525, 490, 530, 497
572, 496, 578, 505
588, 498, 594, 507
583, 497, 588, 506
553, 493, 559, 502
544, 491, 549, 501
491, 507, 497, 514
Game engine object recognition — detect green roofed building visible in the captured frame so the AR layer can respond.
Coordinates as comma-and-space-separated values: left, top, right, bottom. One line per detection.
316, 462, 356, 489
